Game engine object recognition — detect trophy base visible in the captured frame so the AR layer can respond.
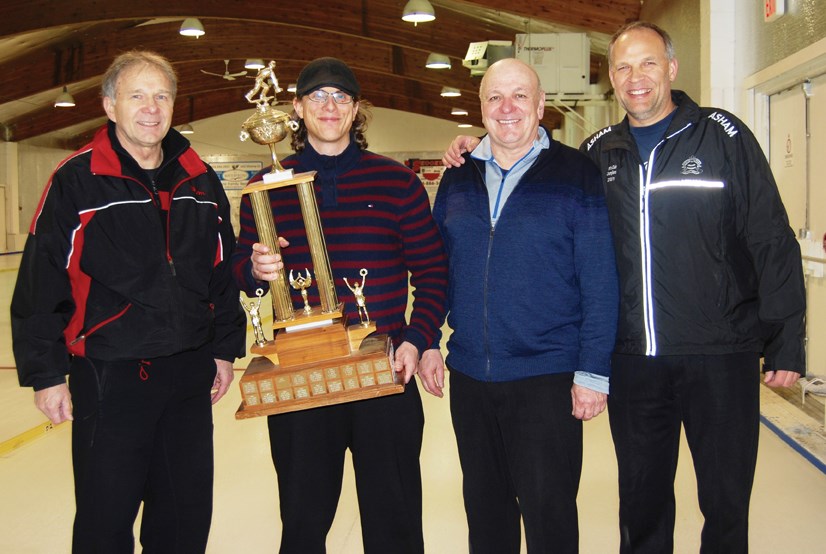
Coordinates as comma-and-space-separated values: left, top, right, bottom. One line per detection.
346, 321, 376, 351
235, 332, 403, 418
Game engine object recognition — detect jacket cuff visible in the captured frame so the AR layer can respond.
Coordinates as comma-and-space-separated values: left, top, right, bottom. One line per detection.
32, 375, 68, 392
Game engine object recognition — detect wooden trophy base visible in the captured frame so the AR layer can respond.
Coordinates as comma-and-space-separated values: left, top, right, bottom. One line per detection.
235, 319, 403, 419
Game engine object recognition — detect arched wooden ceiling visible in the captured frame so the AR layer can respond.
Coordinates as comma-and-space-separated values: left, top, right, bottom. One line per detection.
0, 0, 641, 150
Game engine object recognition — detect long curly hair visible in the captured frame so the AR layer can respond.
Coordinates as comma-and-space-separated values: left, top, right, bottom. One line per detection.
289, 98, 373, 153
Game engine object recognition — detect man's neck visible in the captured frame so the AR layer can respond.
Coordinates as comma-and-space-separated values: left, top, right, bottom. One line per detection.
308, 137, 350, 157
124, 145, 164, 170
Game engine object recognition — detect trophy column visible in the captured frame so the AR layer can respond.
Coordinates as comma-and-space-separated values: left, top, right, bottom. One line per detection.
295, 180, 337, 314
247, 190, 294, 323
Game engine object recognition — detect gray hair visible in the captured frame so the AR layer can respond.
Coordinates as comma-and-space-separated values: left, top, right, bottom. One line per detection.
101, 50, 178, 100
607, 22, 676, 67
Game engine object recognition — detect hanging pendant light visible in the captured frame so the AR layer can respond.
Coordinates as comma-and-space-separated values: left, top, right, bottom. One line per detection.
402, 0, 435, 26
179, 18, 205, 38
425, 53, 451, 69
54, 86, 76, 108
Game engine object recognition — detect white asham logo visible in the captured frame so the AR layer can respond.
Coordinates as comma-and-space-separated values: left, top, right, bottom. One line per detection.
586, 126, 611, 151
707, 111, 739, 137
681, 156, 703, 175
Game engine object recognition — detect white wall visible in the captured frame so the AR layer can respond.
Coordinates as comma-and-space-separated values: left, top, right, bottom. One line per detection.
14, 145, 73, 241
641, 0, 702, 102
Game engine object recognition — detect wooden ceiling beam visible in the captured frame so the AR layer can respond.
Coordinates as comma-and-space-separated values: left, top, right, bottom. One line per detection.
0, 18, 489, 102
446, 0, 641, 35
0, 0, 620, 144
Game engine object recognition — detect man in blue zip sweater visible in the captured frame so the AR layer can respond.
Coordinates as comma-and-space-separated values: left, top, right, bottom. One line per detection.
11, 51, 245, 553
425, 58, 619, 553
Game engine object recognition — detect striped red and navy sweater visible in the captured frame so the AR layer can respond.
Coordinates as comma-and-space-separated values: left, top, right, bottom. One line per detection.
232, 139, 448, 355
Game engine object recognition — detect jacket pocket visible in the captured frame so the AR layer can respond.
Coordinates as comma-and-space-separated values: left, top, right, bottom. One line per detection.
69, 303, 133, 345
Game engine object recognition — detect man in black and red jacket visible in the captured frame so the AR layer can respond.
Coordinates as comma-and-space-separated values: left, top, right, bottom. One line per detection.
12, 51, 245, 553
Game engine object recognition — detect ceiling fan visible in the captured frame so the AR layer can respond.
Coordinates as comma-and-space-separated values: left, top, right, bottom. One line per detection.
200, 59, 248, 81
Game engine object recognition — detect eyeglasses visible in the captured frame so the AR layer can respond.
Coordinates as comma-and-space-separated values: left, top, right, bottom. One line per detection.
306, 89, 354, 104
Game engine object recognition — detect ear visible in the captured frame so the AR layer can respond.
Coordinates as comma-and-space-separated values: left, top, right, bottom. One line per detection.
103, 96, 116, 122
668, 57, 679, 82
536, 89, 545, 119
292, 96, 303, 119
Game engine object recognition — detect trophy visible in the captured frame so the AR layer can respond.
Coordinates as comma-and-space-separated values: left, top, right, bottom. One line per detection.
235, 62, 403, 419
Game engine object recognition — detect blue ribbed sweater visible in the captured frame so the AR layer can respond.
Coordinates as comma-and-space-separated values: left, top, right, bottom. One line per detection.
432, 139, 618, 382
232, 140, 448, 355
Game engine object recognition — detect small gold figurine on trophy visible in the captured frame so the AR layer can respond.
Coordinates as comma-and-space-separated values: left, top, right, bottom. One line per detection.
240, 288, 268, 347
244, 60, 280, 104
344, 269, 370, 327
239, 60, 298, 180
289, 269, 314, 314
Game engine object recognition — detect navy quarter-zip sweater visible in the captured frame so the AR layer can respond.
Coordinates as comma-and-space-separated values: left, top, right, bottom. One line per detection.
433, 136, 618, 382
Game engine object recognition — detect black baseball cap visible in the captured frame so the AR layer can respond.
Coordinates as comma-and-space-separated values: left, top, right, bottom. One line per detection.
295, 57, 361, 98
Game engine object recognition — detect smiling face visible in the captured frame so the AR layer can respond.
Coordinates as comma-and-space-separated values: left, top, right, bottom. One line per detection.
293, 87, 359, 156
609, 27, 678, 127
479, 59, 544, 166
103, 63, 174, 162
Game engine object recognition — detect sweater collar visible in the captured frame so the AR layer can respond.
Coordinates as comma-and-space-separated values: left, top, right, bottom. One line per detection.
471, 125, 550, 168
615, 90, 699, 139
296, 136, 363, 208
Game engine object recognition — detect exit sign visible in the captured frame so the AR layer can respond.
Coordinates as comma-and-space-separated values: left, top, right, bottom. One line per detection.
764, 0, 785, 22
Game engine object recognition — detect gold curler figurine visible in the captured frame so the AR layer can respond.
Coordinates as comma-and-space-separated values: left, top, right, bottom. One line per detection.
239, 60, 298, 177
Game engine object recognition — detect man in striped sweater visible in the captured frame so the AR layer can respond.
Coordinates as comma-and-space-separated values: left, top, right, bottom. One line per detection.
231, 57, 448, 554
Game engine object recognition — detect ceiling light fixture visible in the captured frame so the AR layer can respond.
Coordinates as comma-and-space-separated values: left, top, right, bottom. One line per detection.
425, 53, 451, 69
451, 107, 468, 116
458, 123, 474, 128
179, 123, 194, 135
244, 59, 266, 70
440, 86, 461, 98
402, 0, 435, 26
54, 86, 76, 108
179, 18, 205, 38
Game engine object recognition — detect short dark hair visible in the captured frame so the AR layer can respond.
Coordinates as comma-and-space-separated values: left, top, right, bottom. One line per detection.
607, 22, 675, 67
101, 50, 178, 100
